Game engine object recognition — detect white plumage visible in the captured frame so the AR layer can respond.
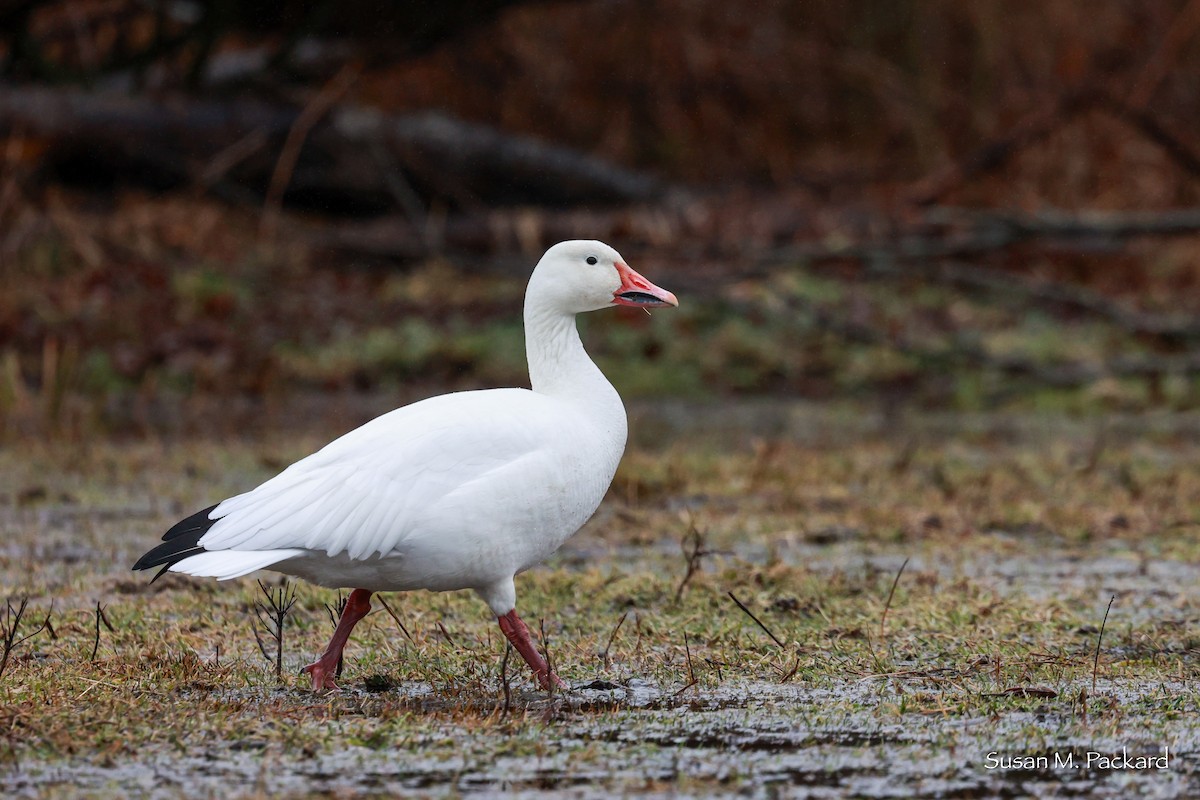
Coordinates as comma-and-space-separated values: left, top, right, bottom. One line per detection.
135, 240, 678, 690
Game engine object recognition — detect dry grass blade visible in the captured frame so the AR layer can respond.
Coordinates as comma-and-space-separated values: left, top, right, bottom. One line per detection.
1093, 595, 1116, 694
376, 596, 416, 644
879, 557, 911, 643
601, 610, 628, 669
728, 591, 784, 648
436, 621, 456, 648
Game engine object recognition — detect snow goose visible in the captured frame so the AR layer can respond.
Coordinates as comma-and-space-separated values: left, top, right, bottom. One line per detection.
134, 240, 678, 690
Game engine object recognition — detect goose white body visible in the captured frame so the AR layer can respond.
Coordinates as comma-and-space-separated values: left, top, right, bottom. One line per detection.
178, 386, 625, 611
136, 239, 677, 688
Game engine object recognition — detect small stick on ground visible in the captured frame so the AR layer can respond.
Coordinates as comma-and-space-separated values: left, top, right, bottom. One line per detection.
436, 621, 457, 648
90, 601, 106, 661
675, 516, 712, 603
499, 642, 512, 718
602, 610, 628, 670
253, 579, 297, 680
728, 591, 785, 647
673, 636, 699, 697
252, 625, 272, 663
1092, 595, 1116, 694
879, 557, 911, 643
539, 618, 556, 696
778, 655, 802, 684
0, 597, 49, 678
684, 631, 696, 685
376, 596, 415, 644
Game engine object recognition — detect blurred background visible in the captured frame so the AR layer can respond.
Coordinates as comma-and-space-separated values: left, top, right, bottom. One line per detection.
3, 0, 1200, 440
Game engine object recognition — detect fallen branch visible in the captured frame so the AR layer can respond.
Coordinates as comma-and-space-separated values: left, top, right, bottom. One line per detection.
907, 92, 1090, 206
908, 87, 1200, 204
261, 63, 361, 239
860, 257, 1200, 342
775, 290, 1200, 390
0, 86, 664, 213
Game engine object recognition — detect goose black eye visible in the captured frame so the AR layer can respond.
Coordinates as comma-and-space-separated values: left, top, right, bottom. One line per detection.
586, 256, 598, 265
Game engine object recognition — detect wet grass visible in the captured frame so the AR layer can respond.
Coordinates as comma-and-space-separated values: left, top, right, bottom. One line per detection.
1, 407, 1200, 796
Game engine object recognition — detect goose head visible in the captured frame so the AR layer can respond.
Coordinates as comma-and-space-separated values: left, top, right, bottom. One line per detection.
527, 240, 678, 315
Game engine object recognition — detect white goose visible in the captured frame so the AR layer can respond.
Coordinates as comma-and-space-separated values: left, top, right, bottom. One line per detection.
134, 240, 678, 690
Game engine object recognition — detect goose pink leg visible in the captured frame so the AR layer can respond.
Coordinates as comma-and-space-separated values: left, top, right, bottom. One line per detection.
498, 609, 567, 690
303, 588, 373, 690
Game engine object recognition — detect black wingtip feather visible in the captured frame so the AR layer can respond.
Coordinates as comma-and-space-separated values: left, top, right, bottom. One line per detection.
162, 503, 221, 541
133, 504, 221, 575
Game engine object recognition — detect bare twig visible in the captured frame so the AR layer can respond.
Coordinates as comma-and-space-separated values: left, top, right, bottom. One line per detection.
778, 655, 801, 684
1093, 595, 1116, 694
539, 618, 556, 697
675, 517, 711, 603
875, 258, 1200, 341
376, 596, 415, 644
325, 592, 348, 678
1128, 0, 1200, 108
601, 610, 628, 670
1098, 94, 1200, 179
251, 626, 272, 663
879, 557, 911, 643
90, 601, 104, 661
198, 128, 270, 188
96, 603, 114, 633
253, 579, 297, 680
324, 591, 348, 627
683, 631, 696, 686
774, 288, 1200, 391
436, 621, 456, 648
260, 63, 360, 240
982, 686, 1058, 699
499, 642, 512, 717
907, 92, 1088, 206
0, 597, 49, 679
728, 592, 785, 648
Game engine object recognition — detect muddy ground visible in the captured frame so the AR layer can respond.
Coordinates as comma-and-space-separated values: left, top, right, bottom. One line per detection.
2, 403, 1199, 798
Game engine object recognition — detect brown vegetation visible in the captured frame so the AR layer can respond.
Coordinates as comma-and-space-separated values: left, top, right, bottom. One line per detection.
4, 1, 1200, 437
